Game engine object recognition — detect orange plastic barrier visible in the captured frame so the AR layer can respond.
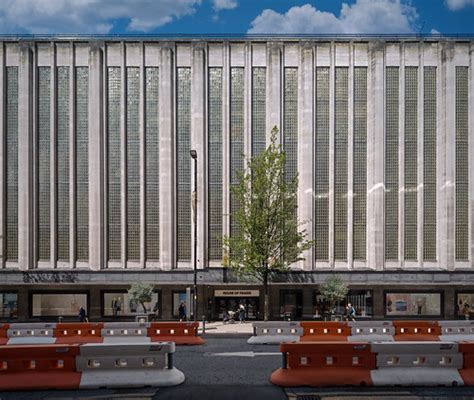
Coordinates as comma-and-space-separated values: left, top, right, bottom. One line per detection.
54, 323, 104, 344
459, 342, 474, 385
271, 341, 376, 387
0, 344, 81, 390
301, 321, 350, 341
393, 321, 441, 341
0, 324, 9, 345
147, 322, 204, 345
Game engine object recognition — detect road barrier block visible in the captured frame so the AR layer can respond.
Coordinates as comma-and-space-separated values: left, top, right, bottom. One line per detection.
101, 322, 151, 343
54, 323, 104, 344
439, 321, 474, 341
148, 322, 204, 345
271, 342, 375, 387
247, 322, 302, 345
7, 323, 57, 345
0, 324, 9, 345
393, 321, 441, 341
301, 322, 350, 341
459, 342, 474, 385
348, 321, 395, 342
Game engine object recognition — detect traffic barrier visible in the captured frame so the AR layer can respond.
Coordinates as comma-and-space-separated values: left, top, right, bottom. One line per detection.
76, 342, 185, 388
0, 324, 9, 345
439, 321, 474, 341
370, 342, 464, 386
459, 342, 474, 385
101, 322, 151, 343
7, 323, 57, 345
348, 321, 395, 342
148, 322, 204, 345
271, 342, 376, 387
54, 323, 104, 344
247, 322, 302, 345
393, 321, 441, 341
300, 321, 350, 341
0, 344, 82, 390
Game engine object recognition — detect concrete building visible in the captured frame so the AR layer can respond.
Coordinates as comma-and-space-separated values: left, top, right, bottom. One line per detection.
0, 36, 473, 321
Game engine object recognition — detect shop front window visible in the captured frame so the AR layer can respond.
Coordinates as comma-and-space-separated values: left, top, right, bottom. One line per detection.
456, 293, 474, 318
385, 292, 442, 317
31, 292, 87, 317
173, 291, 194, 319
313, 290, 373, 319
0, 292, 18, 319
280, 290, 303, 320
102, 291, 161, 318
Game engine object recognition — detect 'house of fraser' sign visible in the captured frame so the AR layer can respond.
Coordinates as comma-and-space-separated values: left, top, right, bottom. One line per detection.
214, 290, 260, 297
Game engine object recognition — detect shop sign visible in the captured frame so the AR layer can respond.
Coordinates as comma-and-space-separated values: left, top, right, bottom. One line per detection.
214, 290, 260, 297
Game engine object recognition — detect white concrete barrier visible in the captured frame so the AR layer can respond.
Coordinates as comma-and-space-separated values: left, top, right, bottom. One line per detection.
348, 321, 395, 342
76, 342, 185, 388
439, 321, 474, 341
370, 342, 464, 386
247, 322, 302, 344
7, 322, 57, 344
101, 322, 151, 343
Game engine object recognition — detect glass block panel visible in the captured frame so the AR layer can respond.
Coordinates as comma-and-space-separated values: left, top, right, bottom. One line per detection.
127, 67, 140, 261
252, 67, 266, 157
423, 67, 436, 261
284, 68, 298, 183
76, 67, 89, 261
385, 67, 399, 260
335, 67, 348, 260
404, 67, 418, 261
177, 68, 191, 261
6, 67, 18, 261
315, 67, 330, 261
230, 68, 245, 239
353, 67, 367, 260
208, 68, 223, 260
57, 66, 70, 261
107, 67, 121, 260
37, 67, 50, 261
456, 66, 469, 261
146, 67, 159, 261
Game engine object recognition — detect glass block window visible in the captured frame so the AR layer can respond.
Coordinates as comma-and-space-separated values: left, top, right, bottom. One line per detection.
6, 67, 18, 261
208, 68, 223, 260
404, 67, 418, 261
230, 68, 245, 238
127, 67, 140, 261
252, 67, 266, 157
315, 67, 330, 261
353, 67, 367, 260
177, 68, 191, 261
385, 67, 399, 261
145, 67, 159, 261
423, 67, 437, 261
76, 67, 89, 261
284, 68, 298, 183
456, 66, 469, 261
335, 67, 348, 260
37, 67, 51, 261
107, 67, 121, 261
57, 67, 70, 261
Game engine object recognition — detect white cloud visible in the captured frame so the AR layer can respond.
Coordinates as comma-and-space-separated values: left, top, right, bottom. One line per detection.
445, 0, 474, 10
0, 0, 201, 34
213, 0, 238, 12
248, 0, 418, 34
431, 28, 441, 34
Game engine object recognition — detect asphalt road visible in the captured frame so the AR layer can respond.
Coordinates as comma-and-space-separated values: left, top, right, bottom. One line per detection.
4, 337, 474, 400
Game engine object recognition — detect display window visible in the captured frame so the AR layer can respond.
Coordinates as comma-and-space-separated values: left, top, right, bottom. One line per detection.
313, 290, 373, 319
215, 297, 259, 320
280, 290, 303, 319
384, 291, 442, 317
31, 292, 88, 317
102, 291, 161, 318
0, 292, 18, 319
172, 290, 194, 319
456, 293, 474, 318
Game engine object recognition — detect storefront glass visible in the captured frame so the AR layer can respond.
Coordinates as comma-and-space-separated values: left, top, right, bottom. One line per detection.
172, 291, 194, 319
31, 292, 87, 317
214, 290, 260, 320
280, 290, 303, 319
313, 290, 373, 319
102, 291, 160, 317
385, 292, 442, 317
0, 292, 18, 319
456, 293, 474, 318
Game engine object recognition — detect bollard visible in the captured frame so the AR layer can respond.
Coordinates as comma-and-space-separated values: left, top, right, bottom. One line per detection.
58, 316, 63, 323
281, 351, 288, 369
202, 316, 206, 335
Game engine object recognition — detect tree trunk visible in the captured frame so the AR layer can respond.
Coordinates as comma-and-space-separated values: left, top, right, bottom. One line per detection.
141, 302, 147, 314
263, 272, 269, 321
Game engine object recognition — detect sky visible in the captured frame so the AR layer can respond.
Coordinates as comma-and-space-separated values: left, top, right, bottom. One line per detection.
0, 0, 472, 35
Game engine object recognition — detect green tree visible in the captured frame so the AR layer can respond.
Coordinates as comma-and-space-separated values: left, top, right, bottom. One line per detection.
128, 282, 154, 314
223, 127, 313, 321
319, 275, 349, 315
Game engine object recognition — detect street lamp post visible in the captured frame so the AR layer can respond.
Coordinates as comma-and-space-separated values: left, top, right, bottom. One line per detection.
190, 149, 198, 322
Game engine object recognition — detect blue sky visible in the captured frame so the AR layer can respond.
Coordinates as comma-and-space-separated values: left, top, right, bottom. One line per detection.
0, 0, 472, 35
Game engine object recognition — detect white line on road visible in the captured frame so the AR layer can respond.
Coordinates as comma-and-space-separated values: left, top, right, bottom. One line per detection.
205, 351, 280, 357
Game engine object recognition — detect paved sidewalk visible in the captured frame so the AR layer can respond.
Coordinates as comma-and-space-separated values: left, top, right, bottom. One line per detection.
199, 320, 254, 336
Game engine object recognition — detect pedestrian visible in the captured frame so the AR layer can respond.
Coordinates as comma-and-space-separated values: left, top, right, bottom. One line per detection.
78, 306, 87, 322
178, 302, 186, 322
346, 303, 356, 322
238, 303, 246, 324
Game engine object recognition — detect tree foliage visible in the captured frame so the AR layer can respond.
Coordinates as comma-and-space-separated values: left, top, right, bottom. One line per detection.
128, 282, 154, 313
319, 275, 349, 309
223, 127, 313, 319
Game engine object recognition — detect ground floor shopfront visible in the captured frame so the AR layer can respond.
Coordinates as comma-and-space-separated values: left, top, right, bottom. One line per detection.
1, 269, 474, 321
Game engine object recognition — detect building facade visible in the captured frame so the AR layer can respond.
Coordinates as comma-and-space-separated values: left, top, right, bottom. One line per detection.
0, 36, 473, 321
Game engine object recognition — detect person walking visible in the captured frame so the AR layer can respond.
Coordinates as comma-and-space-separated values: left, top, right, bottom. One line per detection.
178, 302, 186, 322
78, 306, 87, 322
346, 303, 356, 322
238, 303, 246, 324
